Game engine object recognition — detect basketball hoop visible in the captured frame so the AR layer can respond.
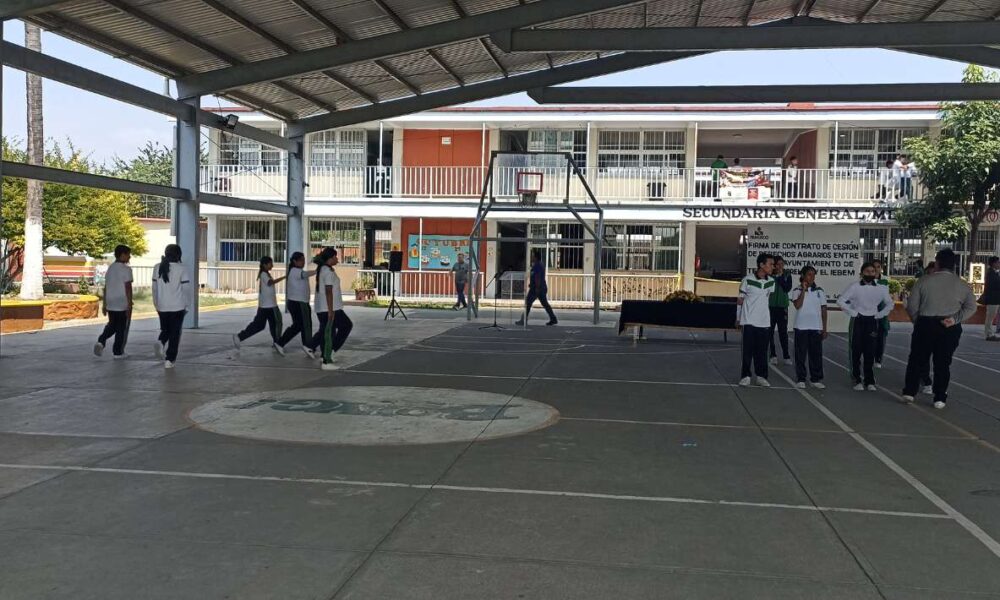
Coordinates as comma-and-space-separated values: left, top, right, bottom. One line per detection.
516, 171, 543, 207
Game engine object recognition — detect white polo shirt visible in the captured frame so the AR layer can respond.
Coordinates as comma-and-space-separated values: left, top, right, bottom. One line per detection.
286, 267, 311, 303
738, 273, 774, 328
104, 262, 133, 312
790, 286, 827, 331
314, 266, 343, 313
258, 272, 278, 309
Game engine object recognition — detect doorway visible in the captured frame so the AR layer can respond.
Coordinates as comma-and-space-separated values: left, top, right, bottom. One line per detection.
695, 225, 747, 281
497, 222, 527, 274
365, 129, 393, 196
363, 221, 392, 269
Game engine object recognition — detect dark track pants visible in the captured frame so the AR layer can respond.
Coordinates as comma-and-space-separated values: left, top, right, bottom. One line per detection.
98, 310, 130, 356
741, 325, 770, 379
874, 316, 889, 363
794, 329, 824, 383
903, 317, 962, 403
849, 315, 879, 386
278, 301, 313, 347
769, 306, 789, 359
310, 310, 353, 364
238, 307, 282, 343
157, 310, 185, 362
525, 288, 557, 323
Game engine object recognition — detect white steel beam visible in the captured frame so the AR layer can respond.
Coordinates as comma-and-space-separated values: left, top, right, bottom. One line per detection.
198, 193, 296, 216
0, 0, 71, 19
175, 0, 644, 98
176, 97, 201, 328
528, 82, 1000, 104
493, 21, 1000, 52
2, 161, 189, 199
288, 51, 703, 136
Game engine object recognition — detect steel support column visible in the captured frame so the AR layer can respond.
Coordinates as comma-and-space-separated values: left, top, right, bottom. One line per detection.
176, 97, 201, 328
287, 136, 306, 260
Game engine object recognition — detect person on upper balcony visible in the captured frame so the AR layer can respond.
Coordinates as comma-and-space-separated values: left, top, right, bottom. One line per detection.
899, 155, 916, 200
784, 156, 799, 200
710, 155, 727, 199
875, 159, 895, 200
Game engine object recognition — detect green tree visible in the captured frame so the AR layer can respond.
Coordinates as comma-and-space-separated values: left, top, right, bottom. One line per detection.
110, 141, 173, 218
2, 138, 148, 288
898, 65, 1000, 258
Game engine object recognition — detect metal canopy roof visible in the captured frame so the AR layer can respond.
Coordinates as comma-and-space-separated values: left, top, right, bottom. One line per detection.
17, 0, 1000, 124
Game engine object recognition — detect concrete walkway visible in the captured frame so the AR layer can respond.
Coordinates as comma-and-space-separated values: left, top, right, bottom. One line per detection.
1, 306, 999, 599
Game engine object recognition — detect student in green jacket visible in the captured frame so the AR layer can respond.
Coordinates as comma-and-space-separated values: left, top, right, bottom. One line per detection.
872, 258, 891, 369
768, 255, 793, 365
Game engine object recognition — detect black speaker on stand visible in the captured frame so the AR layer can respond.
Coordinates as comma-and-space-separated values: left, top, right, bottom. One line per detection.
384, 251, 407, 321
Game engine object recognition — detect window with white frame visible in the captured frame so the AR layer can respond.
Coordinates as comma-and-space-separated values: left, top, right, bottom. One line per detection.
830, 128, 926, 172
598, 130, 685, 173
860, 227, 924, 276
218, 218, 288, 263
308, 130, 366, 168
309, 219, 362, 265
529, 221, 585, 270
528, 130, 587, 166
218, 132, 284, 168
601, 223, 681, 271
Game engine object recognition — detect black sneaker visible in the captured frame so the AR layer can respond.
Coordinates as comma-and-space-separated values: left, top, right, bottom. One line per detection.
546, 320, 558, 326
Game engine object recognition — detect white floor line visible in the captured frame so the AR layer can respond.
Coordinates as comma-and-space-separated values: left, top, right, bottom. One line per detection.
767, 363, 1000, 560
832, 334, 1000, 405
882, 340, 1000, 375
0, 462, 949, 520
408, 343, 737, 356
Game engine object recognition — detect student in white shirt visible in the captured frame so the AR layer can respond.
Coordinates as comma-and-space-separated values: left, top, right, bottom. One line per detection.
784, 156, 799, 200
307, 247, 354, 370
738, 252, 775, 387
233, 256, 286, 355
276, 251, 318, 358
899, 155, 915, 200
892, 155, 904, 198
837, 262, 894, 390
790, 265, 828, 389
152, 244, 192, 369
94, 244, 134, 359
876, 159, 894, 199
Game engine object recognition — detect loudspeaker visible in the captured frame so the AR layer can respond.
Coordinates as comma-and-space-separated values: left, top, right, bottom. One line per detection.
388, 250, 403, 273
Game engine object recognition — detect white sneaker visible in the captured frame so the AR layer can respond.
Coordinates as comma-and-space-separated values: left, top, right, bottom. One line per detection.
875, 362, 883, 369
810, 381, 826, 390
900, 394, 915, 404
93, 342, 105, 357
320, 362, 338, 371
302, 346, 316, 359
164, 360, 175, 369
784, 358, 793, 366
796, 382, 807, 389
113, 353, 129, 360
866, 384, 878, 392
933, 400, 946, 409
154, 341, 165, 359
739, 377, 752, 387
272, 343, 285, 356
922, 385, 934, 395
770, 357, 779, 366
853, 383, 865, 391
232, 334, 241, 350
756, 378, 771, 388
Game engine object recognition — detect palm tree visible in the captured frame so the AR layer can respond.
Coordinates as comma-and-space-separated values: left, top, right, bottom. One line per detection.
19, 22, 45, 300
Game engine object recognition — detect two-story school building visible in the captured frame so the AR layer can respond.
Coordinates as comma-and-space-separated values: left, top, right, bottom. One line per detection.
195, 103, 1000, 303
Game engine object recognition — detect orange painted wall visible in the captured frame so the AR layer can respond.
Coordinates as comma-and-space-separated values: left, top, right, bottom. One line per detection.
399, 217, 487, 296
401, 129, 489, 197
784, 130, 817, 169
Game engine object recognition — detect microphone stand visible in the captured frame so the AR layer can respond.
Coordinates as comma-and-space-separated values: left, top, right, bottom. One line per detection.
479, 270, 506, 331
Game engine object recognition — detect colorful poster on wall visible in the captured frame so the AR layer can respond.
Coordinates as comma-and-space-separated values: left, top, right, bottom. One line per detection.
407, 235, 471, 270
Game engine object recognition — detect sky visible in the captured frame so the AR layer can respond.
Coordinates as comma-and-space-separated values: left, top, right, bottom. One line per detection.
2, 18, 975, 165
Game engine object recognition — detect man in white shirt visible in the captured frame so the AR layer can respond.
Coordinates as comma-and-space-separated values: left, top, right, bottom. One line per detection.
837, 263, 894, 390
738, 253, 775, 387
94, 244, 133, 359
789, 265, 827, 389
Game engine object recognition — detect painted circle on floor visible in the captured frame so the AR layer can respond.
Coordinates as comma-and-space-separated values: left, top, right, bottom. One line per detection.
188, 386, 559, 445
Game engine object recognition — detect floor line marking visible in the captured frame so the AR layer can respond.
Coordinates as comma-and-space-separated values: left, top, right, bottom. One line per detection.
344, 369, 795, 388
882, 339, 1000, 376
767, 362, 1000, 560
408, 343, 737, 356
0, 463, 950, 520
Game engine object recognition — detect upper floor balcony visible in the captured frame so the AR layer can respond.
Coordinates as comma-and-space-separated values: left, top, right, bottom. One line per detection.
199, 165, 923, 206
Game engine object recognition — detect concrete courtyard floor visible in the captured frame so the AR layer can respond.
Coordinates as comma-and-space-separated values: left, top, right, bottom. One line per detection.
1, 306, 999, 599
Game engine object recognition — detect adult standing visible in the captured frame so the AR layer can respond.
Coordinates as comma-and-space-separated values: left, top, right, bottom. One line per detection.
451, 253, 469, 311
901, 249, 978, 408
768, 255, 793, 366
982, 256, 1000, 341
738, 253, 775, 387
516, 250, 557, 326
899, 155, 915, 200
784, 156, 799, 200
892, 154, 904, 199
710, 155, 727, 199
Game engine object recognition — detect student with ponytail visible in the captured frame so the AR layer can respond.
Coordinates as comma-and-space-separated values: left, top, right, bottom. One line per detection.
307, 247, 353, 370
276, 251, 318, 358
232, 256, 286, 354
152, 244, 191, 369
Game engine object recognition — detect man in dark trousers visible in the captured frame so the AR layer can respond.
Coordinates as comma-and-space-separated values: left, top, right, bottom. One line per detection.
516, 250, 558, 326
901, 249, 978, 409
982, 255, 1000, 341
768, 255, 793, 366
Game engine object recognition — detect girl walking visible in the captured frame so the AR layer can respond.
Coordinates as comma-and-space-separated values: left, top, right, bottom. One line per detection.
276, 251, 318, 358
790, 265, 827, 389
233, 256, 286, 354
94, 244, 134, 359
308, 247, 353, 370
152, 244, 191, 369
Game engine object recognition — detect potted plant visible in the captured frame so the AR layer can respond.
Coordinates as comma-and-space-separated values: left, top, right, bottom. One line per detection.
352, 274, 376, 302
